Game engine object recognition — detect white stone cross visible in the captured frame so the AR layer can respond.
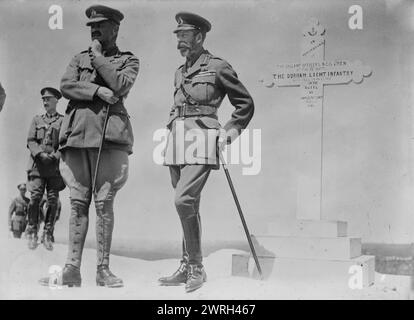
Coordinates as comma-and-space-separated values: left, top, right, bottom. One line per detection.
261, 18, 372, 220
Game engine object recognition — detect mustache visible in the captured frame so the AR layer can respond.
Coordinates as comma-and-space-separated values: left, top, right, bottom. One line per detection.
91, 31, 102, 37
177, 42, 190, 49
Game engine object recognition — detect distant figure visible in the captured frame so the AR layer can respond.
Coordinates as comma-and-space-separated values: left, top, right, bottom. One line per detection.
26, 87, 65, 251
8, 183, 30, 238
158, 12, 254, 293
0, 82, 5, 111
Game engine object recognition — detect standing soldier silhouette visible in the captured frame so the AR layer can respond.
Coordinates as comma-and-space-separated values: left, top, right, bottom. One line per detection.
39, 5, 139, 288
8, 183, 30, 239
26, 87, 65, 250
159, 12, 254, 293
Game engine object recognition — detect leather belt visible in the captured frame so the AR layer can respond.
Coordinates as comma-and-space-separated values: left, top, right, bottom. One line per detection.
15, 212, 26, 217
172, 104, 217, 118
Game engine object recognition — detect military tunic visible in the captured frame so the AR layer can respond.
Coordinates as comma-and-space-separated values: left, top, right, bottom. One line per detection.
27, 112, 64, 178
59, 46, 139, 155
164, 50, 254, 166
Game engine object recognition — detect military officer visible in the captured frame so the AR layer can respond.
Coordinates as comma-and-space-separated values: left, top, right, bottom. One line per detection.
8, 183, 30, 238
39, 5, 139, 288
0, 81, 6, 111
26, 87, 65, 251
158, 12, 254, 292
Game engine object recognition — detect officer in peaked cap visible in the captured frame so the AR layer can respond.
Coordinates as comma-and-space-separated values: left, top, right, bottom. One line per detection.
26, 87, 65, 250
159, 12, 255, 293
39, 4, 139, 289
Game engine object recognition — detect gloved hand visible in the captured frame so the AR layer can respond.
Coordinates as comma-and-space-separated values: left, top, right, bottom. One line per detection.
38, 152, 53, 164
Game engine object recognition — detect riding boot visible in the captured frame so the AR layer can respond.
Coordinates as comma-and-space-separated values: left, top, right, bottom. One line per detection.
42, 230, 53, 251
27, 230, 38, 250
180, 213, 203, 266
96, 265, 123, 288
39, 264, 81, 287
27, 200, 40, 250
66, 200, 89, 268
43, 195, 58, 250
185, 264, 207, 293
158, 261, 188, 286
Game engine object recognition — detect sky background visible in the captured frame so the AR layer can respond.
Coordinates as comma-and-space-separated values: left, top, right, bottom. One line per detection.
1, 0, 414, 246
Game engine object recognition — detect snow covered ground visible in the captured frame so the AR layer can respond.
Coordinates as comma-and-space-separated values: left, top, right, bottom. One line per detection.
1, 238, 412, 300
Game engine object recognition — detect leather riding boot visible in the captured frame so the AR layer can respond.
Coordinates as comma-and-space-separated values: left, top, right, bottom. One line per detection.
66, 200, 89, 268
27, 232, 38, 250
39, 264, 81, 287
27, 200, 40, 250
96, 265, 123, 288
180, 213, 203, 266
95, 200, 114, 267
27, 199, 40, 230
43, 196, 58, 245
27, 226, 38, 250
158, 261, 188, 286
42, 230, 53, 251
185, 264, 207, 293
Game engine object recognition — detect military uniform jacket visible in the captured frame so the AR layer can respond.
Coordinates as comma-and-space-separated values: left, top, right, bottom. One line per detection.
59, 46, 139, 155
8, 195, 29, 225
27, 112, 63, 177
164, 49, 254, 166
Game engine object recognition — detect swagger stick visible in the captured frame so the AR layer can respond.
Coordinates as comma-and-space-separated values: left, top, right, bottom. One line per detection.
218, 152, 263, 279
92, 104, 110, 194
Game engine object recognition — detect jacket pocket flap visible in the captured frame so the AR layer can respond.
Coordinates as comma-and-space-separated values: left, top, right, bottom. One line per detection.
195, 117, 221, 129
192, 73, 216, 85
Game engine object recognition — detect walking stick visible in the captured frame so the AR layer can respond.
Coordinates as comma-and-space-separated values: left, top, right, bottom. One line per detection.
218, 151, 263, 279
92, 104, 110, 194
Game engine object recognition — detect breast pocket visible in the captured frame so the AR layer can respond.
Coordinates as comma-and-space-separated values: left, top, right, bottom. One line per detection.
35, 125, 46, 140
191, 72, 216, 103
78, 63, 95, 82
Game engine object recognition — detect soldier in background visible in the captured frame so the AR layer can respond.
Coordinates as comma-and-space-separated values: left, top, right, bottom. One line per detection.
8, 183, 30, 238
0, 81, 6, 111
159, 12, 254, 292
26, 87, 65, 251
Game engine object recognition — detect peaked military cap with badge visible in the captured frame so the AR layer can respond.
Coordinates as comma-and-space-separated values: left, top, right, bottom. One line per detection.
85, 5, 124, 26
40, 87, 62, 100
173, 12, 212, 33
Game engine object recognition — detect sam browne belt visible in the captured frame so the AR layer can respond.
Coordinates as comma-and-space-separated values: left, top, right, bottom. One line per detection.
171, 104, 217, 119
